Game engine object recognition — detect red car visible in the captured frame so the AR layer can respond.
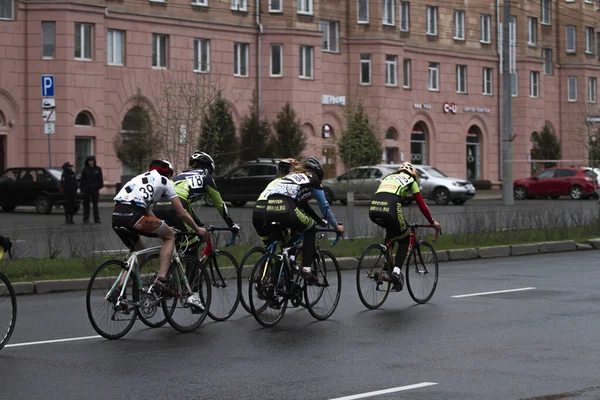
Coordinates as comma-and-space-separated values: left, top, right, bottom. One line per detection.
513, 167, 598, 200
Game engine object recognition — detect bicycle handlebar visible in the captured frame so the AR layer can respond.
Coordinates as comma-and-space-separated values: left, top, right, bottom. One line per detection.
205, 225, 238, 247
317, 228, 343, 246
411, 224, 442, 242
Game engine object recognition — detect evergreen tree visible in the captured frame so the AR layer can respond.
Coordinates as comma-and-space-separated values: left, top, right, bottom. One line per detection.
272, 102, 306, 158
531, 122, 561, 169
239, 92, 274, 161
198, 92, 238, 174
339, 102, 382, 169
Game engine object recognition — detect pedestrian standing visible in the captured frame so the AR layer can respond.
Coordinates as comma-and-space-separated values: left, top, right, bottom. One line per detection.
81, 155, 103, 224
61, 161, 77, 224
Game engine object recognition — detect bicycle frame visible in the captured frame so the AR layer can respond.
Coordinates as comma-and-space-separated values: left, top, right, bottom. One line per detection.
384, 224, 440, 275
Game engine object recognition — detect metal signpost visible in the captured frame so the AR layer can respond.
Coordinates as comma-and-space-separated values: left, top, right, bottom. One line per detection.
41, 75, 55, 168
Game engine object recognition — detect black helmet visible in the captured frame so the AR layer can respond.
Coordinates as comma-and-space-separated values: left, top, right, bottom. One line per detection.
304, 156, 324, 181
278, 158, 299, 175
149, 159, 174, 178
189, 151, 215, 173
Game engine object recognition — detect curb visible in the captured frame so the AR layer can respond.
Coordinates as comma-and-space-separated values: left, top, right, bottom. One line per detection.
9, 238, 600, 296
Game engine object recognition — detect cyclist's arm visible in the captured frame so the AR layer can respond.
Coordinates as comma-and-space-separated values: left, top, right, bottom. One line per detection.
410, 182, 435, 225
311, 187, 339, 227
171, 197, 205, 236
299, 200, 324, 226
205, 177, 235, 227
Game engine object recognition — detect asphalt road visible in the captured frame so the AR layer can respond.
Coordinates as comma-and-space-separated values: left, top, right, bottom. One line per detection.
2, 252, 600, 399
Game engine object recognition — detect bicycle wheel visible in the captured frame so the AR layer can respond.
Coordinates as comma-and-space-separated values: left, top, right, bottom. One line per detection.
206, 250, 240, 321
0, 272, 16, 350
405, 241, 439, 304
304, 249, 342, 321
356, 244, 391, 310
137, 254, 175, 328
163, 256, 211, 333
248, 253, 288, 327
86, 260, 139, 340
238, 247, 267, 314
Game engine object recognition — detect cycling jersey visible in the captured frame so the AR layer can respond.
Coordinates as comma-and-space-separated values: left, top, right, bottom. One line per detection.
374, 171, 421, 198
114, 170, 177, 208
257, 177, 283, 201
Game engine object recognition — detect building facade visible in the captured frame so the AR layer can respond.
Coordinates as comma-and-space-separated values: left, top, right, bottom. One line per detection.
0, 0, 599, 189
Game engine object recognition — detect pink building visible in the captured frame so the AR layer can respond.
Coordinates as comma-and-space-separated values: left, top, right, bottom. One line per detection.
0, 0, 597, 191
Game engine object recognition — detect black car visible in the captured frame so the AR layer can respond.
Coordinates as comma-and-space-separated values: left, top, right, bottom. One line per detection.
212, 159, 281, 207
0, 167, 82, 214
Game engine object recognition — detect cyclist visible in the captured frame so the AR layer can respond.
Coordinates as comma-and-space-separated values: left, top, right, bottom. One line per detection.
252, 158, 299, 245
369, 161, 441, 291
264, 157, 343, 284
0, 235, 12, 253
112, 159, 208, 309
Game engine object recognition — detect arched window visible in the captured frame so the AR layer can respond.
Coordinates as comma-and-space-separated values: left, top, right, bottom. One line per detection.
322, 124, 333, 139
0, 110, 5, 126
75, 111, 95, 126
120, 106, 152, 175
385, 127, 398, 140
466, 126, 482, 180
410, 122, 428, 165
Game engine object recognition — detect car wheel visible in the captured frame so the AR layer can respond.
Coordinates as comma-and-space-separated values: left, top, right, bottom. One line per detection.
35, 195, 53, 214
400, 198, 414, 206
570, 185, 583, 200
231, 201, 247, 207
1, 205, 16, 212
433, 188, 451, 205
323, 188, 334, 204
451, 199, 466, 205
514, 186, 527, 200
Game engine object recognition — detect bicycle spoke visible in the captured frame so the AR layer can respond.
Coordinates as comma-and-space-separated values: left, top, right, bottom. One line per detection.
207, 251, 240, 321
406, 242, 439, 304
356, 244, 391, 309
248, 254, 288, 327
305, 250, 342, 321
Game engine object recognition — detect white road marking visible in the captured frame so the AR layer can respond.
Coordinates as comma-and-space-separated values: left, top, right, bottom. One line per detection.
329, 382, 439, 400
5, 335, 101, 348
451, 287, 536, 298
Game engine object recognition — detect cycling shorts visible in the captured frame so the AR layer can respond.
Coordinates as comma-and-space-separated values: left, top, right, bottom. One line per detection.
368, 192, 408, 239
264, 196, 315, 234
112, 203, 170, 247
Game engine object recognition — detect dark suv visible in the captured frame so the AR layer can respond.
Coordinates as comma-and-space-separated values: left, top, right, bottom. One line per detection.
213, 159, 281, 207
0, 167, 82, 214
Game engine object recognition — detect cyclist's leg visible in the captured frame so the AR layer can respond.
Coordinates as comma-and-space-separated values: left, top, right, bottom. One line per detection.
131, 214, 174, 280
389, 202, 409, 289
252, 202, 270, 246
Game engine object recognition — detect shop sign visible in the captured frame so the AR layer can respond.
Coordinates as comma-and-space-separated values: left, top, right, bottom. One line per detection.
321, 95, 346, 105
443, 102, 457, 114
413, 103, 432, 110
464, 107, 491, 113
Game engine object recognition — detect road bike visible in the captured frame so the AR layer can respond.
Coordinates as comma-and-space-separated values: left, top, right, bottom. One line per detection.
248, 223, 343, 327
0, 245, 16, 351
356, 223, 440, 309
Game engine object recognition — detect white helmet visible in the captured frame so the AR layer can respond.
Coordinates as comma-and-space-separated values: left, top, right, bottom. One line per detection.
190, 151, 215, 173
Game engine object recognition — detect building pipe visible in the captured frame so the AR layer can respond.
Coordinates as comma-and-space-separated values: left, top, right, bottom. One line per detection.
497, 0, 502, 182
256, 0, 263, 113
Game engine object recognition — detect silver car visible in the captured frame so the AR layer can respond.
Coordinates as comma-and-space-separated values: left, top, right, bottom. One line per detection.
381, 164, 476, 205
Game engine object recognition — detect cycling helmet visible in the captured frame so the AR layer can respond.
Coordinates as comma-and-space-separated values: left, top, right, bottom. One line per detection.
278, 158, 299, 175
304, 156, 324, 181
189, 151, 215, 173
397, 162, 418, 180
149, 159, 174, 178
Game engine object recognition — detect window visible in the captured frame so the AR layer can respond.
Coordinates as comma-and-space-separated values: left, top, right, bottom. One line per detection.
234, 42, 249, 77
454, 10, 465, 40
597, 33, 600, 56
152, 34, 168, 68
480, 14, 491, 43
456, 65, 467, 93
0, 0, 13, 20
320, 20, 339, 52
589, 77, 597, 103
385, 55, 397, 86
193, 38, 210, 73
566, 25, 576, 53
357, 0, 369, 23
483, 67, 492, 95
530, 71, 539, 98
192, 0, 207, 6
543, 48, 552, 75
297, 0, 312, 15
426, 6, 437, 35
403, 59, 411, 88
568, 76, 577, 101
75, 138, 93, 173
541, 0, 551, 25
360, 53, 371, 84
511, 71, 518, 96
75, 23, 93, 60
586, 27, 595, 54
231, 0, 247, 11
269, 0, 282, 12
42, 22, 55, 59
400, 2, 409, 32
271, 44, 282, 77
299, 45, 313, 79
75, 111, 95, 126
383, 0, 394, 26
107, 29, 124, 66
528, 17, 537, 45
428, 62, 439, 91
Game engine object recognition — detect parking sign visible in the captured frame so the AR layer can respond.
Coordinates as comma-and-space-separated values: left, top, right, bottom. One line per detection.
41, 75, 55, 97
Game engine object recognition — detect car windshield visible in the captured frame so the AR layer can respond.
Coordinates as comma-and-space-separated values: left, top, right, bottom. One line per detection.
47, 168, 62, 180
584, 170, 598, 178
422, 167, 448, 178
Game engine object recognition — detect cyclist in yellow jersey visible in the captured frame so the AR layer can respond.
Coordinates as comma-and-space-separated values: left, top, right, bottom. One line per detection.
369, 162, 441, 291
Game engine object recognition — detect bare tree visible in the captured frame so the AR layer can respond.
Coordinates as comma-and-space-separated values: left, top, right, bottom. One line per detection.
568, 103, 600, 167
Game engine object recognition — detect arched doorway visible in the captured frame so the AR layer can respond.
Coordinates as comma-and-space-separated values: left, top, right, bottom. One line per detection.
321, 124, 336, 178
410, 122, 427, 165
466, 126, 482, 180
529, 131, 540, 174
120, 106, 152, 175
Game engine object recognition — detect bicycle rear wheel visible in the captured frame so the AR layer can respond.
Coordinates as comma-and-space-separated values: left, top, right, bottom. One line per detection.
248, 254, 288, 327
163, 256, 211, 333
238, 247, 267, 314
137, 254, 175, 328
206, 250, 240, 321
405, 241, 439, 304
304, 250, 342, 321
86, 260, 138, 340
0, 272, 16, 350
356, 244, 391, 310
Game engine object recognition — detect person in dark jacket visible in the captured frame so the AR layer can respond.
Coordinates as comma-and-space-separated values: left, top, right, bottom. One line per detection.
61, 161, 78, 224
80, 155, 103, 224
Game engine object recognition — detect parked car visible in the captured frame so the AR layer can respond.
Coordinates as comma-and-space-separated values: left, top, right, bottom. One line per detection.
383, 164, 476, 205
322, 165, 415, 205
0, 167, 82, 213
513, 167, 598, 200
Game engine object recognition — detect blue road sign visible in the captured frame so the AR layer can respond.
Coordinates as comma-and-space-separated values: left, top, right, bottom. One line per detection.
41, 75, 55, 97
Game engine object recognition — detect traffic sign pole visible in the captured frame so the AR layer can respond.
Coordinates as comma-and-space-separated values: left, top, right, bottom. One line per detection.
41, 75, 55, 168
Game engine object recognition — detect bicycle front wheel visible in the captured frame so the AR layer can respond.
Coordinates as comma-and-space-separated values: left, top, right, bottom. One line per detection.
206, 250, 240, 321
248, 254, 288, 327
238, 247, 267, 314
304, 250, 342, 321
356, 244, 390, 310
405, 241, 439, 304
0, 272, 16, 350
